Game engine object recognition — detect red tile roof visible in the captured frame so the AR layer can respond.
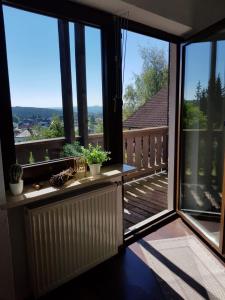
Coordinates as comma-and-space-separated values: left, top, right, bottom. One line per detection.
123, 87, 168, 128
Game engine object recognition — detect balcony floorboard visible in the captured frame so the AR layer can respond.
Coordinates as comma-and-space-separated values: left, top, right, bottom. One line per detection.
124, 171, 168, 231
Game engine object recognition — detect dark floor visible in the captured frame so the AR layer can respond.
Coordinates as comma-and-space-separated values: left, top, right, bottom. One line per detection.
41, 218, 225, 300
124, 172, 168, 231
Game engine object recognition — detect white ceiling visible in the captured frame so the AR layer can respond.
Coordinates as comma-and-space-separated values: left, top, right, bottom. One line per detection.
70, 0, 225, 38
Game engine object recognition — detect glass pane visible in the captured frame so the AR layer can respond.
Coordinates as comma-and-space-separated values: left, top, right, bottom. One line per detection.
122, 29, 170, 233
3, 6, 64, 165
69, 23, 78, 136
85, 26, 103, 143
180, 41, 224, 246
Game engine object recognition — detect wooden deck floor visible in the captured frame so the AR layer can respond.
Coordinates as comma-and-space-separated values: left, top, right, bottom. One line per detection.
123, 172, 168, 231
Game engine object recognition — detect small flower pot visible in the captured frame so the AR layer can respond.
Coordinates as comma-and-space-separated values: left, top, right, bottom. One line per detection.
9, 180, 24, 196
89, 164, 101, 176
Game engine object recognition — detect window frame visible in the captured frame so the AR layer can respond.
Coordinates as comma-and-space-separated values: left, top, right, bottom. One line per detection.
0, 0, 182, 187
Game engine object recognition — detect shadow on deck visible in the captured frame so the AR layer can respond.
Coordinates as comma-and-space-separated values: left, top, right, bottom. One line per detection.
123, 171, 168, 231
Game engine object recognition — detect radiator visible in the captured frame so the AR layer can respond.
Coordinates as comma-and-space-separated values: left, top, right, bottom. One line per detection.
25, 184, 120, 297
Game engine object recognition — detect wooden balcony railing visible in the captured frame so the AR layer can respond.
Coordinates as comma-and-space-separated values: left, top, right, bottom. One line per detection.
15, 127, 168, 175
181, 129, 224, 186
123, 126, 168, 175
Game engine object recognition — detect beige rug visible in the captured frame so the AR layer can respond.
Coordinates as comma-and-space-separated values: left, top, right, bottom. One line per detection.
138, 236, 225, 300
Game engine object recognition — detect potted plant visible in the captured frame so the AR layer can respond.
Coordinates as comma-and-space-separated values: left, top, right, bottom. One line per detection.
9, 163, 23, 196
81, 144, 110, 176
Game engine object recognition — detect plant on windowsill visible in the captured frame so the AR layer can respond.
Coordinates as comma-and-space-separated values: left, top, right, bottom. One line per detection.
61, 141, 82, 158
81, 144, 110, 176
9, 163, 23, 196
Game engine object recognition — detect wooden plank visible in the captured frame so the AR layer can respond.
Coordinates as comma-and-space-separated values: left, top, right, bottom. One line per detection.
162, 134, 168, 165
123, 219, 133, 229
126, 138, 134, 165
156, 134, 162, 167
123, 126, 168, 139
75, 23, 88, 147
124, 194, 166, 214
149, 135, 156, 169
125, 192, 167, 210
58, 20, 75, 143
124, 203, 151, 218
134, 136, 142, 169
142, 135, 149, 169
123, 138, 127, 164
123, 211, 143, 225
123, 172, 168, 230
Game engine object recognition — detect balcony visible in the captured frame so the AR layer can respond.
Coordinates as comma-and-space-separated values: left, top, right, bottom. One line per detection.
15, 126, 168, 231
15, 126, 168, 169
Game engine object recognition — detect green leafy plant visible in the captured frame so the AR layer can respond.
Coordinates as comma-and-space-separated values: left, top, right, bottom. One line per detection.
9, 163, 23, 184
81, 144, 110, 165
61, 141, 82, 158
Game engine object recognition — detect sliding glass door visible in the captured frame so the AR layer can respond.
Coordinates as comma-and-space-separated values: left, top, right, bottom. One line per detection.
179, 37, 225, 251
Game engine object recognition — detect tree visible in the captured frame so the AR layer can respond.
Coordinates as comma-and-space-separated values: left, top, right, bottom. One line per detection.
95, 119, 103, 133
29, 116, 64, 140
43, 116, 64, 138
88, 115, 96, 133
183, 102, 207, 129
12, 115, 20, 124
123, 85, 138, 120
214, 74, 223, 128
195, 80, 201, 103
123, 46, 168, 119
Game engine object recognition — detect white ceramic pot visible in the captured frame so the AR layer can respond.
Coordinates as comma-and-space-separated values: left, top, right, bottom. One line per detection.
9, 180, 24, 196
89, 164, 101, 176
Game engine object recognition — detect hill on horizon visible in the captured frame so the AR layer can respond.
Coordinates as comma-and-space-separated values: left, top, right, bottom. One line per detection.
12, 106, 102, 119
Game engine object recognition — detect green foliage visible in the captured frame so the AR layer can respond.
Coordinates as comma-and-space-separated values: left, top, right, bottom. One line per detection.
13, 115, 20, 123
12, 106, 62, 119
9, 163, 23, 183
183, 102, 207, 129
193, 74, 225, 129
29, 116, 64, 140
61, 141, 82, 158
29, 152, 35, 164
123, 46, 168, 119
81, 144, 110, 165
95, 119, 103, 133
44, 149, 50, 161
42, 116, 64, 138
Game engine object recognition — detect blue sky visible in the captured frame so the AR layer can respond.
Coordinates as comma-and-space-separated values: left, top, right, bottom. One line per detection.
184, 41, 225, 100
3, 5, 170, 108
3, 6, 103, 108
123, 30, 168, 90
4, 5, 224, 108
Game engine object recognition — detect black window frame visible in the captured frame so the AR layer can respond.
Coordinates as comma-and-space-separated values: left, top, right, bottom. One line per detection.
0, 0, 182, 186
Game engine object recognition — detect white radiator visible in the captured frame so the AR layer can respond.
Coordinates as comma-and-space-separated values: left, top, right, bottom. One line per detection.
25, 184, 120, 297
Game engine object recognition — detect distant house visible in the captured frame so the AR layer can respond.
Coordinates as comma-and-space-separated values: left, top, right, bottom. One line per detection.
15, 129, 32, 143
123, 87, 168, 129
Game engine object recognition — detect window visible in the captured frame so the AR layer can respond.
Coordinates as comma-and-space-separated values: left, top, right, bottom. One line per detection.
3, 6, 64, 164
180, 40, 224, 247
3, 6, 105, 166
85, 26, 103, 136
122, 29, 170, 232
